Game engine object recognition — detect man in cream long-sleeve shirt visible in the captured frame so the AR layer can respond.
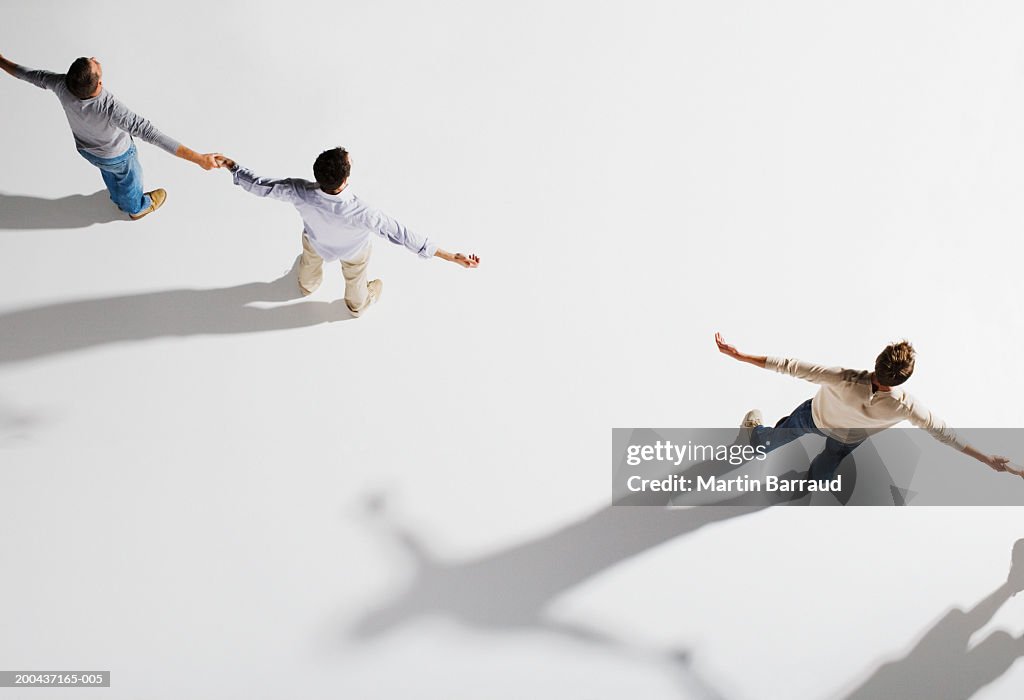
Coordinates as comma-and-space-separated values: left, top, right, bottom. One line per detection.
0, 53, 220, 219
216, 148, 479, 316
714, 333, 1019, 480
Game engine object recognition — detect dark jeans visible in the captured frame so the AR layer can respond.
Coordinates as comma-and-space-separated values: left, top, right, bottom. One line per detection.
750, 399, 863, 481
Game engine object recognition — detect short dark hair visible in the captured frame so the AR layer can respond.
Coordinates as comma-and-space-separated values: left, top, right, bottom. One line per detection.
875, 340, 915, 387
313, 147, 351, 192
66, 57, 99, 99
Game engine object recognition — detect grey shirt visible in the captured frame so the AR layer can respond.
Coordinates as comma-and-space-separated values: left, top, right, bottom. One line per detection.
14, 65, 180, 159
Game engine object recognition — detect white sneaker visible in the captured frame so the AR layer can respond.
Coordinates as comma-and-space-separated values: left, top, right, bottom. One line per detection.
741, 409, 763, 429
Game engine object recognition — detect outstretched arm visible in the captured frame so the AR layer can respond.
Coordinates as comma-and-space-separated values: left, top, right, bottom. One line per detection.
107, 95, 220, 170
215, 156, 302, 203
961, 444, 1022, 478
715, 333, 767, 368
899, 396, 1023, 477
369, 204, 479, 268
0, 53, 62, 90
717, 332, 853, 385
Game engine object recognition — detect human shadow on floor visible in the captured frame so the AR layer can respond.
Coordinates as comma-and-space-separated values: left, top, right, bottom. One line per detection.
351, 491, 772, 638
840, 538, 1024, 699
0, 257, 354, 366
346, 449, 815, 698
349, 445, 811, 639
0, 191, 124, 229
350, 495, 756, 698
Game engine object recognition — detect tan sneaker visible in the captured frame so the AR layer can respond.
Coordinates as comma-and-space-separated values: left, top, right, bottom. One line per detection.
741, 409, 763, 429
130, 189, 167, 221
298, 278, 321, 296
347, 279, 383, 317
368, 279, 383, 304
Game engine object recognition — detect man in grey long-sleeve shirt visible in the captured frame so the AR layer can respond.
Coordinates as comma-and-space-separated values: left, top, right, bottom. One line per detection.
714, 333, 1021, 480
0, 53, 220, 219
216, 147, 479, 317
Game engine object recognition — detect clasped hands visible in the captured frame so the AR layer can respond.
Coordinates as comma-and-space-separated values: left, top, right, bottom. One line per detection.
189, 153, 235, 171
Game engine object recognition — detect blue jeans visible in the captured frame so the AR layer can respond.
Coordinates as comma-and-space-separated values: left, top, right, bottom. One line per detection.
750, 399, 863, 481
78, 144, 151, 215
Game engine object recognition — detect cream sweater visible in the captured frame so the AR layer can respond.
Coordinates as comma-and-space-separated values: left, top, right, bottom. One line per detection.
765, 357, 967, 450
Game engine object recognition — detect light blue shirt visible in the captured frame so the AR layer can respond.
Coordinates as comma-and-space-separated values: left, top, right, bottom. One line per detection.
230, 165, 437, 263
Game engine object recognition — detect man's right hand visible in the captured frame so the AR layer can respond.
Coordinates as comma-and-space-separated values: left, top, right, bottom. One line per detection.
986, 455, 1024, 478
194, 153, 223, 171
715, 332, 742, 360
216, 155, 236, 170
715, 333, 769, 368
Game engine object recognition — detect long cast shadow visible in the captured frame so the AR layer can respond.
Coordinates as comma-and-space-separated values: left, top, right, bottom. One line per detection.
349, 449, 808, 641
841, 538, 1024, 699
351, 492, 768, 639
0, 258, 353, 366
0, 191, 124, 229
347, 454, 813, 698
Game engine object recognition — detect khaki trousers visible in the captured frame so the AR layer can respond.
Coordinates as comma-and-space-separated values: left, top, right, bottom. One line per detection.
298, 234, 373, 312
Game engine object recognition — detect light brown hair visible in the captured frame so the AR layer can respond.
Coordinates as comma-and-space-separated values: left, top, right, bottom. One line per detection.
875, 340, 915, 387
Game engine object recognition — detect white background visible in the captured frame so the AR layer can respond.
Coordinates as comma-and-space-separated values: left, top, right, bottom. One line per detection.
2, 1, 1024, 698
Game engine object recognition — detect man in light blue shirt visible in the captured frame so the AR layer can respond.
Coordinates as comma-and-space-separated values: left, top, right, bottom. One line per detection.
217, 148, 479, 316
0, 52, 220, 219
